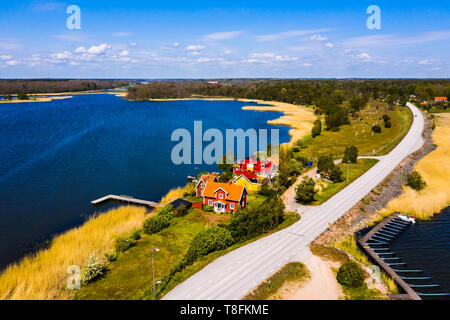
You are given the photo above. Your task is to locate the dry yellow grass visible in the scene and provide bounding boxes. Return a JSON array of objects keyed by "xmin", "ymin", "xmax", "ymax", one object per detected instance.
[
  {"xmin": 0, "ymin": 96, "xmax": 72, "ymax": 103},
  {"xmin": 240, "ymin": 99, "xmax": 316, "ymax": 146},
  {"xmin": 160, "ymin": 183, "xmax": 195, "ymax": 203},
  {"xmin": 0, "ymin": 206, "xmax": 147, "ymax": 300},
  {"xmin": 379, "ymin": 113, "xmax": 450, "ymax": 220}
]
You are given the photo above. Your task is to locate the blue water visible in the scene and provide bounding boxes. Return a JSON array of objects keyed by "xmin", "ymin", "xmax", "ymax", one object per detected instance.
[{"xmin": 0, "ymin": 94, "xmax": 290, "ymax": 269}]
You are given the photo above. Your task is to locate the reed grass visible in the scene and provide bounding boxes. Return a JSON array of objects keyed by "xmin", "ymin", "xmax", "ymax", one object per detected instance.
[
  {"xmin": 0, "ymin": 206, "xmax": 147, "ymax": 300},
  {"xmin": 160, "ymin": 183, "xmax": 195, "ymax": 204},
  {"xmin": 378, "ymin": 113, "xmax": 450, "ymax": 220},
  {"xmin": 335, "ymin": 235, "xmax": 370, "ymax": 266}
]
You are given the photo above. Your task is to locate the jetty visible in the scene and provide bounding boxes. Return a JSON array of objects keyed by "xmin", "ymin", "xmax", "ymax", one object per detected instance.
[
  {"xmin": 91, "ymin": 194, "xmax": 163, "ymax": 208},
  {"xmin": 359, "ymin": 213, "xmax": 449, "ymax": 300}
]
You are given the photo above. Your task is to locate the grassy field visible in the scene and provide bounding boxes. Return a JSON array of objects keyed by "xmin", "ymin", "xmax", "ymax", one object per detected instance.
[
  {"xmin": 243, "ymin": 262, "xmax": 310, "ymax": 300},
  {"xmin": 0, "ymin": 206, "xmax": 148, "ymax": 300},
  {"xmin": 75, "ymin": 209, "xmax": 229, "ymax": 300},
  {"xmin": 378, "ymin": 112, "xmax": 450, "ymax": 220},
  {"xmin": 296, "ymin": 103, "xmax": 412, "ymax": 160},
  {"xmin": 314, "ymin": 159, "xmax": 378, "ymax": 204},
  {"xmin": 76, "ymin": 201, "xmax": 300, "ymax": 300}
]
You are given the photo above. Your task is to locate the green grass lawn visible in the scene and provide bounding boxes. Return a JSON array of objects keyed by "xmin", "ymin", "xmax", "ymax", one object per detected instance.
[
  {"xmin": 75, "ymin": 209, "xmax": 229, "ymax": 300},
  {"xmin": 313, "ymin": 159, "xmax": 378, "ymax": 205},
  {"xmin": 296, "ymin": 103, "xmax": 412, "ymax": 160},
  {"xmin": 75, "ymin": 201, "xmax": 300, "ymax": 300}
]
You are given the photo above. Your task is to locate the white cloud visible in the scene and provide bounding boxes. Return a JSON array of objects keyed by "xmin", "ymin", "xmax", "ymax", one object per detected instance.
[
  {"xmin": 301, "ymin": 63, "xmax": 312, "ymax": 67},
  {"xmin": 255, "ymin": 28, "xmax": 332, "ymax": 41},
  {"xmin": 112, "ymin": 32, "xmax": 132, "ymax": 37},
  {"xmin": 87, "ymin": 43, "xmax": 111, "ymax": 55},
  {"xmin": 51, "ymin": 51, "xmax": 72, "ymax": 60},
  {"xmin": 203, "ymin": 31, "xmax": 244, "ymax": 41},
  {"xmin": 418, "ymin": 59, "xmax": 432, "ymax": 65},
  {"xmin": 6, "ymin": 60, "xmax": 19, "ymax": 66},
  {"xmin": 197, "ymin": 58, "xmax": 212, "ymax": 63},
  {"xmin": 0, "ymin": 54, "xmax": 12, "ymax": 60},
  {"xmin": 173, "ymin": 42, "xmax": 180, "ymax": 48},
  {"xmin": 310, "ymin": 34, "xmax": 328, "ymax": 41},
  {"xmin": 325, "ymin": 42, "xmax": 334, "ymax": 48},
  {"xmin": 129, "ymin": 42, "xmax": 137, "ymax": 47},
  {"xmin": 250, "ymin": 53, "xmax": 275, "ymax": 59},
  {"xmin": 75, "ymin": 46, "xmax": 86, "ymax": 53},
  {"xmin": 186, "ymin": 45, "xmax": 205, "ymax": 50},
  {"xmin": 120, "ymin": 50, "xmax": 130, "ymax": 56},
  {"xmin": 357, "ymin": 53, "xmax": 372, "ymax": 61}
]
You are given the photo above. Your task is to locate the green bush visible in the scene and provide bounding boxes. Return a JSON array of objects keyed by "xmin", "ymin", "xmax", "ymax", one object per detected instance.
[
  {"xmin": 330, "ymin": 166, "xmax": 344, "ymax": 183},
  {"xmin": 311, "ymin": 119, "xmax": 322, "ymax": 138},
  {"xmin": 202, "ymin": 204, "xmax": 214, "ymax": 212},
  {"xmin": 343, "ymin": 145, "xmax": 358, "ymax": 164},
  {"xmin": 227, "ymin": 197, "xmax": 285, "ymax": 242},
  {"xmin": 336, "ymin": 262, "xmax": 365, "ymax": 288},
  {"xmin": 81, "ymin": 254, "xmax": 107, "ymax": 284},
  {"xmin": 318, "ymin": 155, "xmax": 335, "ymax": 174},
  {"xmin": 371, "ymin": 125, "xmax": 382, "ymax": 133},
  {"xmin": 130, "ymin": 229, "xmax": 142, "ymax": 241},
  {"xmin": 184, "ymin": 226, "xmax": 234, "ymax": 265},
  {"xmin": 114, "ymin": 236, "xmax": 137, "ymax": 252},
  {"xmin": 143, "ymin": 215, "xmax": 171, "ymax": 234},
  {"xmin": 157, "ymin": 204, "xmax": 174, "ymax": 217},
  {"xmin": 384, "ymin": 120, "xmax": 392, "ymax": 128},
  {"xmin": 295, "ymin": 177, "xmax": 316, "ymax": 204},
  {"xmin": 406, "ymin": 171, "xmax": 427, "ymax": 191},
  {"xmin": 105, "ymin": 252, "xmax": 118, "ymax": 262}
]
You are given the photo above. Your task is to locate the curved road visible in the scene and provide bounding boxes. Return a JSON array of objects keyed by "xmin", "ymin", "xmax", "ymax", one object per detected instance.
[{"xmin": 163, "ymin": 102, "xmax": 424, "ymax": 300}]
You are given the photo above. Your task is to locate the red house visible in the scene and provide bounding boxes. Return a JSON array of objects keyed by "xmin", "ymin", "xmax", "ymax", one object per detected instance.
[
  {"xmin": 195, "ymin": 173, "xmax": 219, "ymax": 197},
  {"xmin": 233, "ymin": 158, "xmax": 276, "ymax": 181},
  {"xmin": 200, "ymin": 180, "xmax": 247, "ymax": 213}
]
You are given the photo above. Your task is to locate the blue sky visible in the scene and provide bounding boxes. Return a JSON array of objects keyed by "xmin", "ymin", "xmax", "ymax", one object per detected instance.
[{"xmin": 0, "ymin": 0, "xmax": 449, "ymax": 78}]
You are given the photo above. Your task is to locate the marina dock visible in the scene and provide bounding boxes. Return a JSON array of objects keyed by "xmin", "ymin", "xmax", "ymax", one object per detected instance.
[
  {"xmin": 359, "ymin": 213, "xmax": 449, "ymax": 300},
  {"xmin": 91, "ymin": 194, "xmax": 163, "ymax": 208}
]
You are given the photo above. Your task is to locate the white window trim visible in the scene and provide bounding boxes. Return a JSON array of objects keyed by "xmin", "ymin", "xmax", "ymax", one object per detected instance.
[
  {"xmin": 219, "ymin": 193, "xmax": 224, "ymax": 199},
  {"xmin": 208, "ymin": 200, "xmax": 212, "ymax": 205},
  {"xmin": 230, "ymin": 203, "xmax": 235, "ymax": 209}
]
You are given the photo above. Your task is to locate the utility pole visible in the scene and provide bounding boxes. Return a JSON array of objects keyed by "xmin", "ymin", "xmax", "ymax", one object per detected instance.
[{"xmin": 152, "ymin": 247, "xmax": 159, "ymax": 299}]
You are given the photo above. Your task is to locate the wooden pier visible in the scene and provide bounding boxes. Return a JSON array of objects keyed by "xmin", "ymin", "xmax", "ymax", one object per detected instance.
[
  {"xmin": 91, "ymin": 194, "xmax": 163, "ymax": 208},
  {"xmin": 358, "ymin": 214, "xmax": 422, "ymax": 300}
]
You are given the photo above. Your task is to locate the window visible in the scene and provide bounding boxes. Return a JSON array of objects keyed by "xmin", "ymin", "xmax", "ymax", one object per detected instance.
[
  {"xmin": 201, "ymin": 183, "xmax": 204, "ymax": 188},
  {"xmin": 208, "ymin": 200, "xmax": 212, "ymax": 205},
  {"xmin": 230, "ymin": 203, "xmax": 235, "ymax": 209},
  {"xmin": 219, "ymin": 193, "xmax": 223, "ymax": 199}
]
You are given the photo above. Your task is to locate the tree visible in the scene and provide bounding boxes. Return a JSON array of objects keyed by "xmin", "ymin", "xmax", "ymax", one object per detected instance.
[
  {"xmin": 17, "ymin": 91, "xmax": 28, "ymax": 100},
  {"xmin": 277, "ymin": 146, "xmax": 292, "ymax": 187},
  {"xmin": 350, "ymin": 96, "xmax": 367, "ymax": 112},
  {"xmin": 311, "ymin": 119, "xmax": 322, "ymax": 138},
  {"xmin": 343, "ymin": 145, "xmax": 358, "ymax": 164},
  {"xmin": 295, "ymin": 177, "xmax": 316, "ymax": 204},
  {"xmin": 406, "ymin": 171, "xmax": 427, "ymax": 191},
  {"xmin": 371, "ymin": 125, "xmax": 382, "ymax": 133},
  {"xmin": 329, "ymin": 166, "xmax": 343, "ymax": 183},
  {"xmin": 318, "ymin": 155, "xmax": 335, "ymax": 174}
]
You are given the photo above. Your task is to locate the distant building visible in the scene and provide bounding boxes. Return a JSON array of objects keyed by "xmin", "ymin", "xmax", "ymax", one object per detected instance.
[
  {"xmin": 233, "ymin": 158, "xmax": 277, "ymax": 181},
  {"xmin": 434, "ymin": 97, "xmax": 448, "ymax": 102},
  {"xmin": 234, "ymin": 173, "xmax": 261, "ymax": 193}
]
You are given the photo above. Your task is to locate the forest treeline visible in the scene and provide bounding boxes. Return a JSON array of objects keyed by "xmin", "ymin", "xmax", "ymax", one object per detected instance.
[
  {"xmin": 0, "ymin": 80, "xmax": 129, "ymax": 94},
  {"xmin": 127, "ymin": 79, "xmax": 450, "ymax": 105}
]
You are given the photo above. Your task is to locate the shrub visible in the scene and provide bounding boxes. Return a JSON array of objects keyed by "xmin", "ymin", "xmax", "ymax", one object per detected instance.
[
  {"xmin": 318, "ymin": 155, "xmax": 335, "ymax": 174},
  {"xmin": 258, "ymin": 182, "xmax": 277, "ymax": 198},
  {"xmin": 81, "ymin": 254, "xmax": 107, "ymax": 284},
  {"xmin": 336, "ymin": 262, "xmax": 365, "ymax": 288},
  {"xmin": 114, "ymin": 236, "xmax": 137, "ymax": 252},
  {"xmin": 105, "ymin": 252, "xmax": 118, "ymax": 262},
  {"xmin": 311, "ymin": 119, "xmax": 322, "ymax": 138},
  {"xmin": 227, "ymin": 197, "xmax": 285, "ymax": 242},
  {"xmin": 343, "ymin": 145, "xmax": 358, "ymax": 164},
  {"xmin": 295, "ymin": 177, "xmax": 316, "ymax": 204},
  {"xmin": 17, "ymin": 91, "xmax": 29, "ymax": 100},
  {"xmin": 382, "ymin": 114, "xmax": 391, "ymax": 122},
  {"xmin": 406, "ymin": 171, "xmax": 427, "ymax": 191},
  {"xmin": 130, "ymin": 229, "xmax": 142, "ymax": 241},
  {"xmin": 157, "ymin": 204, "xmax": 174, "ymax": 217},
  {"xmin": 184, "ymin": 227, "xmax": 234, "ymax": 265},
  {"xmin": 143, "ymin": 215, "xmax": 171, "ymax": 234},
  {"xmin": 202, "ymin": 204, "xmax": 214, "ymax": 212},
  {"xmin": 371, "ymin": 125, "xmax": 382, "ymax": 133},
  {"xmin": 330, "ymin": 166, "xmax": 344, "ymax": 183}
]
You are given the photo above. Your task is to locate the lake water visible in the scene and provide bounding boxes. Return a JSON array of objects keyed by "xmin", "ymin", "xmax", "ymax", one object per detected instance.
[{"xmin": 0, "ymin": 94, "xmax": 290, "ymax": 270}]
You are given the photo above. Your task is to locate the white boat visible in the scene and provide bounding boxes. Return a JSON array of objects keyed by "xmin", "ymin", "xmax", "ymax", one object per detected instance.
[{"xmin": 398, "ymin": 214, "xmax": 416, "ymax": 224}]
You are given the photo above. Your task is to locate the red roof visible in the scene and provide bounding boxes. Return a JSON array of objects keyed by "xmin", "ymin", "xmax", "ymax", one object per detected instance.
[
  {"xmin": 234, "ymin": 170, "xmax": 258, "ymax": 180},
  {"xmin": 234, "ymin": 158, "xmax": 273, "ymax": 175}
]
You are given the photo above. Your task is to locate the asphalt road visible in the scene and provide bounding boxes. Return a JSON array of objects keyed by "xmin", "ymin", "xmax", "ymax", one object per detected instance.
[{"xmin": 163, "ymin": 102, "xmax": 424, "ymax": 300}]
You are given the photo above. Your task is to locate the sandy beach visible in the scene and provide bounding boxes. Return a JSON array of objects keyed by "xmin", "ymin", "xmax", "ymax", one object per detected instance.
[{"xmin": 0, "ymin": 96, "xmax": 73, "ymax": 103}]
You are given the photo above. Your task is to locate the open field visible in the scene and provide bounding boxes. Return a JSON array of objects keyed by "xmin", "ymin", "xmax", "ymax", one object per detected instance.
[
  {"xmin": 241, "ymin": 99, "xmax": 316, "ymax": 146},
  {"xmin": 378, "ymin": 112, "xmax": 450, "ymax": 220},
  {"xmin": 297, "ymin": 103, "xmax": 412, "ymax": 160},
  {"xmin": 0, "ymin": 206, "xmax": 148, "ymax": 300}
]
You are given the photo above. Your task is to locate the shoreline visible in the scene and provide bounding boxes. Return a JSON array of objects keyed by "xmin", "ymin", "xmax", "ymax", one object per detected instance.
[{"xmin": 0, "ymin": 96, "xmax": 73, "ymax": 103}]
